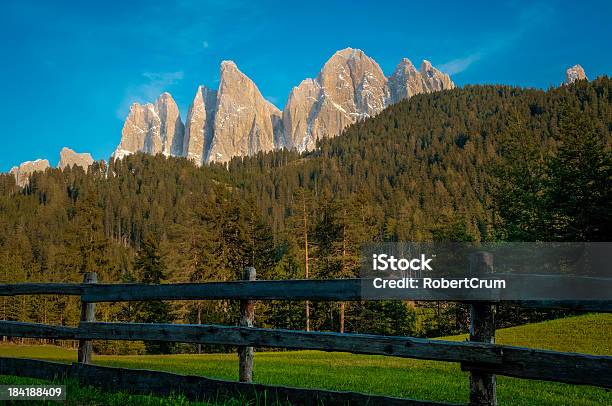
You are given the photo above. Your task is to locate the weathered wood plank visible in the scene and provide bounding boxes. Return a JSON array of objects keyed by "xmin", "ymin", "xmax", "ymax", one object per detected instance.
[
  {"xmin": 0, "ymin": 357, "xmax": 71, "ymax": 380},
  {"xmin": 0, "ymin": 283, "xmax": 84, "ymax": 296},
  {"xmin": 462, "ymin": 346, "xmax": 612, "ymax": 389},
  {"xmin": 81, "ymin": 279, "xmax": 612, "ymax": 306},
  {"xmin": 0, "ymin": 357, "xmax": 457, "ymax": 406},
  {"xmin": 0, "ymin": 321, "xmax": 79, "ymax": 339},
  {"xmin": 79, "ymin": 322, "xmax": 612, "ymax": 389},
  {"xmin": 0, "ymin": 280, "xmax": 610, "ymax": 312},
  {"xmin": 79, "ymin": 322, "xmax": 503, "ymax": 364},
  {"xmin": 82, "ymin": 279, "xmax": 364, "ymax": 302}
]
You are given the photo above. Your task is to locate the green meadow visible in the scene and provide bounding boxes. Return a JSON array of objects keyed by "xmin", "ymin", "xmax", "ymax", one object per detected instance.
[{"xmin": 0, "ymin": 313, "xmax": 610, "ymax": 405}]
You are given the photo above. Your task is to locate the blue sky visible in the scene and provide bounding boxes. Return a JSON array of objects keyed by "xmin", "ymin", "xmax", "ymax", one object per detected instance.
[{"xmin": 0, "ymin": 0, "xmax": 610, "ymax": 171}]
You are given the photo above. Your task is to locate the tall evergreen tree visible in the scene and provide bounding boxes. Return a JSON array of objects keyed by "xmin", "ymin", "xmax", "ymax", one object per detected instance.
[
  {"xmin": 544, "ymin": 107, "xmax": 612, "ymax": 241},
  {"xmin": 134, "ymin": 235, "xmax": 174, "ymax": 353}
]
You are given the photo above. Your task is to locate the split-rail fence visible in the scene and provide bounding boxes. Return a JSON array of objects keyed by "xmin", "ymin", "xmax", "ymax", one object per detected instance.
[{"xmin": 0, "ymin": 253, "xmax": 610, "ymax": 405}]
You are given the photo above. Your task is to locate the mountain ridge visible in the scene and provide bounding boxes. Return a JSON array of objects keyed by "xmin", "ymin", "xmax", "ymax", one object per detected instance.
[
  {"xmin": 6, "ymin": 57, "xmax": 592, "ymax": 184},
  {"xmin": 115, "ymin": 47, "xmax": 455, "ymax": 165}
]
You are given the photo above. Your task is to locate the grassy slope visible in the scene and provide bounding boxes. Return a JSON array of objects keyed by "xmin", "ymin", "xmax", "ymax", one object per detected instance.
[{"xmin": 0, "ymin": 314, "xmax": 610, "ymax": 405}]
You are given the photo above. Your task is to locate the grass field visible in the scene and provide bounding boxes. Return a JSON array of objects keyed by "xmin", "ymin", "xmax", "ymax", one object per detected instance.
[{"xmin": 0, "ymin": 313, "xmax": 610, "ymax": 405}]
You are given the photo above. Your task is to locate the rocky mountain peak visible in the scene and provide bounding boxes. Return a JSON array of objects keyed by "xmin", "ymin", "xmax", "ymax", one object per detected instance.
[
  {"xmin": 114, "ymin": 48, "xmax": 455, "ymax": 161},
  {"xmin": 183, "ymin": 85, "xmax": 217, "ymax": 165},
  {"xmin": 10, "ymin": 159, "xmax": 50, "ymax": 187},
  {"xmin": 283, "ymin": 48, "xmax": 390, "ymax": 151},
  {"xmin": 220, "ymin": 60, "xmax": 238, "ymax": 71},
  {"xmin": 397, "ymin": 58, "xmax": 416, "ymax": 70},
  {"xmin": 154, "ymin": 92, "xmax": 185, "ymax": 157},
  {"xmin": 58, "ymin": 147, "xmax": 94, "ymax": 170},
  {"xmin": 114, "ymin": 102, "xmax": 160, "ymax": 159},
  {"xmin": 565, "ymin": 64, "xmax": 587, "ymax": 84},
  {"xmin": 206, "ymin": 61, "xmax": 280, "ymax": 163},
  {"xmin": 317, "ymin": 48, "xmax": 387, "ymax": 100},
  {"xmin": 114, "ymin": 92, "xmax": 185, "ymax": 160},
  {"xmin": 419, "ymin": 59, "xmax": 454, "ymax": 92},
  {"xmin": 388, "ymin": 58, "xmax": 422, "ymax": 103}
]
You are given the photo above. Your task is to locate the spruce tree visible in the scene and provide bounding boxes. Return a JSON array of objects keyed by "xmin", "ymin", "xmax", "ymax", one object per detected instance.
[
  {"xmin": 134, "ymin": 235, "xmax": 174, "ymax": 353},
  {"xmin": 544, "ymin": 108, "xmax": 612, "ymax": 241}
]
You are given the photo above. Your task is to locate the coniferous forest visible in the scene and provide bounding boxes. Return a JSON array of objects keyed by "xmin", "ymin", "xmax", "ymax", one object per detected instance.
[{"xmin": 0, "ymin": 78, "xmax": 610, "ymax": 354}]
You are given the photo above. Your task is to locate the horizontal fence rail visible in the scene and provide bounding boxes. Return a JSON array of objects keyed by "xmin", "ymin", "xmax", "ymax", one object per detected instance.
[
  {"xmin": 0, "ymin": 283, "xmax": 84, "ymax": 296},
  {"xmin": 0, "ymin": 320, "xmax": 610, "ymax": 388},
  {"xmin": 82, "ymin": 322, "xmax": 506, "ymax": 364},
  {"xmin": 0, "ymin": 280, "xmax": 610, "ymax": 312},
  {"xmin": 0, "ymin": 357, "xmax": 452, "ymax": 406},
  {"xmin": 0, "ymin": 321, "xmax": 78, "ymax": 340}
]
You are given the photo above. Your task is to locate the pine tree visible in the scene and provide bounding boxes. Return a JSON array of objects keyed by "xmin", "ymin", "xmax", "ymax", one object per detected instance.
[
  {"xmin": 134, "ymin": 235, "xmax": 174, "ymax": 353},
  {"xmin": 493, "ymin": 113, "xmax": 548, "ymax": 241},
  {"xmin": 544, "ymin": 107, "xmax": 612, "ymax": 241}
]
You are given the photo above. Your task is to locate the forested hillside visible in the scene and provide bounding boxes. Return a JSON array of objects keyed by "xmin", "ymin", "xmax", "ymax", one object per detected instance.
[{"xmin": 0, "ymin": 78, "xmax": 609, "ymax": 352}]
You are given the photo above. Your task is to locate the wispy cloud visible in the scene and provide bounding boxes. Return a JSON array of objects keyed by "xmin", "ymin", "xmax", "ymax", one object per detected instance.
[
  {"xmin": 439, "ymin": 53, "xmax": 483, "ymax": 75},
  {"xmin": 439, "ymin": 2, "xmax": 556, "ymax": 76},
  {"xmin": 116, "ymin": 71, "xmax": 184, "ymax": 119},
  {"xmin": 141, "ymin": 71, "xmax": 184, "ymax": 98}
]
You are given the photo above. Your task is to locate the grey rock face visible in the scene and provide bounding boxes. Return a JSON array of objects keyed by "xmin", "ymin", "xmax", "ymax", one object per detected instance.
[
  {"xmin": 58, "ymin": 147, "xmax": 94, "ymax": 170},
  {"xmin": 10, "ymin": 159, "xmax": 50, "ymax": 187},
  {"xmin": 565, "ymin": 64, "xmax": 587, "ymax": 84},
  {"xmin": 206, "ymin": 61, "xmax": 281, "ymax": 163},
  {"xmin": 114, "ymin": 93, "xmax": 184, "ymax": 159},
  {"xmin": 282, "ymin": 78, "xmax": 322, "ymax": 151},
  {"xmin": 114, "ymin": 102, "xmax": 160, "ymax": 159},
  {"xmin": 388, "ymin": 58, "xmax": 423, "ymax": 102},
  {"xmin": 283, "ymin": 49, "xmax": 454, "ymax": 152},
  {"xmin": 156, "ymin": 93, "xmax": 185, "ymax": 156},
  {"xmin": 419, "ymin": 60, "xmax": 455, "ymax": 93},
  {"xmin": 283, "ymin": 48, "xmax": 389, "ymax": 151},
  {"xmin": 388, "ymin": 58, "xmax": 455, "ymax": 103},
  {"xmin": 183, "ymin": 86, "xmax": 217, "ymax": 165},
  {"xmin": 113, "ymin": 48, "xmax": 455, "ymax": 162}
]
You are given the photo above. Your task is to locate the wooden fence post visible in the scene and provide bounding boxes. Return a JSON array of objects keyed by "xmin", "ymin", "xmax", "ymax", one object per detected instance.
[
  {"xmin": 238, "ymin": 267, "xmax": 256, "ymax": 383},
  {"xmin": 78, "ymin": 272, "xmax": 97, "ymax": 364},
  {"xmin": 469, "ymin": 252, "xmax": 497, "ymax": 406}
]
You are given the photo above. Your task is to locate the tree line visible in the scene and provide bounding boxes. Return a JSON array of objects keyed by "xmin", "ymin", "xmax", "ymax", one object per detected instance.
[{"xmin": 0, "ymin": 77, "xmax": 609, "ymax": 353}]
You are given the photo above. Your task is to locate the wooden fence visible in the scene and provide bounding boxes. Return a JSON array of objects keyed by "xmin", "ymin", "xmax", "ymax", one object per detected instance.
[{"xmin": 0, "ymin": 254, "xmax": 610, "ymax": 405}]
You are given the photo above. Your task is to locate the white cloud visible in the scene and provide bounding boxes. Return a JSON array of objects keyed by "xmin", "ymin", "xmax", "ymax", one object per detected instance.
[
  {"xmin": 116, "ymin": 71, "xmax": 184, "ymax": 119},
  {"xmin": 439, "ymin": 53, "xmax": 482, "ymax": 75}
]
